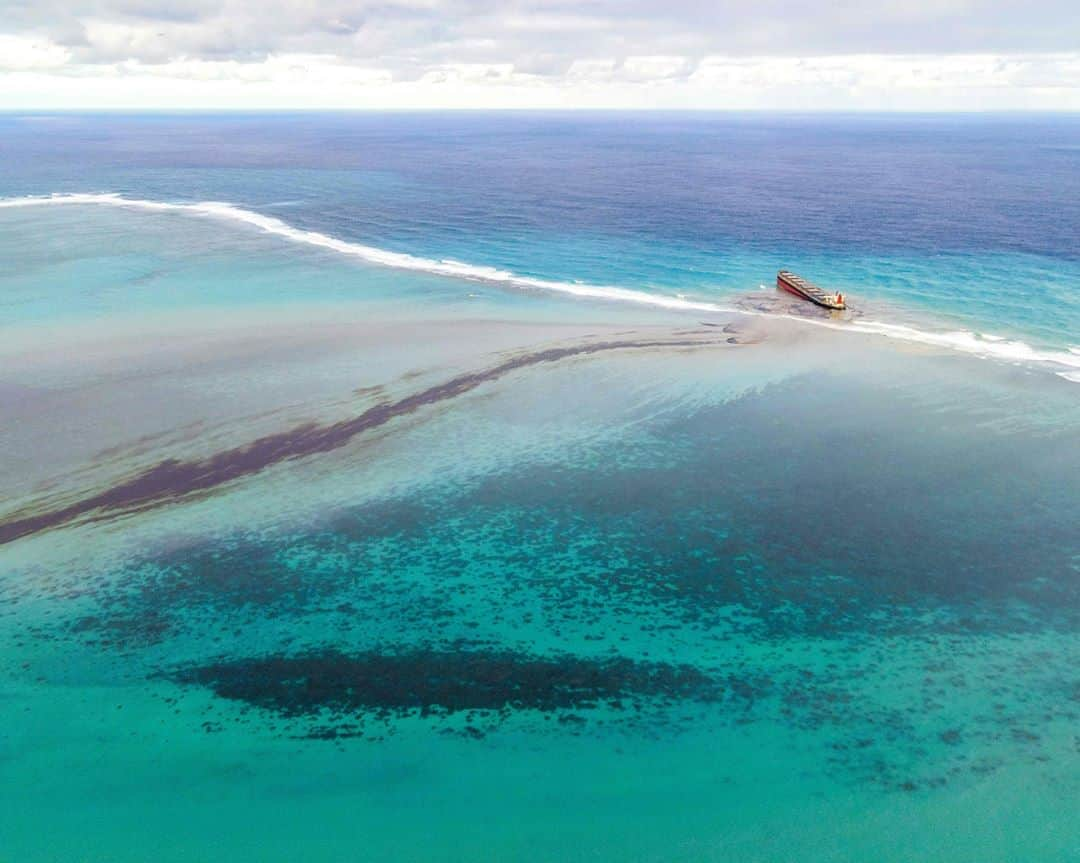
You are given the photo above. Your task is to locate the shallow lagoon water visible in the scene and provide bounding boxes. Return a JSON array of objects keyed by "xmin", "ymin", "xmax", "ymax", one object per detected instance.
[
  {"xmin": 1, "ymin": 115, "xmax": 1079, "ymax": 862},
  {"xmin": 4, "ymin": 307, "xmax": 1078, "ymax": 860}
]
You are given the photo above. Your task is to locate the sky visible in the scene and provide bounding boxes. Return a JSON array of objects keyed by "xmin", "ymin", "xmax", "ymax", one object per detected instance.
[{"xmin": 1, "ymin": 0, "xmax": 1079, "ymax": 110}]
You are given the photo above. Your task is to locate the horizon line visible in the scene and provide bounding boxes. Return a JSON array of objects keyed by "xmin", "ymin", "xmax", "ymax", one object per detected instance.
[{"xmin": 3, "ymin": 107, "xmax": 1080, "ymax": 114}]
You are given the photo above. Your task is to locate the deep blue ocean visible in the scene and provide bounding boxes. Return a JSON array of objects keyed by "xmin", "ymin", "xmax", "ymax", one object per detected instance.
[{"xmin": 1, "ymin": 113, "xmax": 1078, "ymax": 862}]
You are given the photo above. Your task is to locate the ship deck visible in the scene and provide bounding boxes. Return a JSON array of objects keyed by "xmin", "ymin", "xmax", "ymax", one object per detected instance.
[{"xmin": 777, "ymin": 271, "xmax": 845, "ymax": 309}]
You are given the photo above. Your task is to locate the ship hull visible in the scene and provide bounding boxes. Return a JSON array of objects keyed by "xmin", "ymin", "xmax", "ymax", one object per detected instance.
[
  {"xmin": 776, "ymin": 272, "xmax": 845, "ymax": 310},
  {"xmin": 777, "ymin": 277, "xmax": 808, "ymax": 300}
]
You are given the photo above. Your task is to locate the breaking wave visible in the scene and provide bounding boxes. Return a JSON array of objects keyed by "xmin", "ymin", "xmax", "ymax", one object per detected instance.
[
  {"xmin": 0, "ymin": 192, "xmax": 723, "ymax": 313},
  {"xmin": 3, "ymin": 192, "xmax": 1079, "ymax": 382}
]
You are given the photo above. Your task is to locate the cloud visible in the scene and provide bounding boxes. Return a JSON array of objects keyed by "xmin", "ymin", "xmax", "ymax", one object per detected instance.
[
  {"xmin": 3, "ymin": 50, "xmax": 1079, "ymax": 110},
  {"xmin": 6, "ymin": 0, "xmax": 1080, "ymax": 67},
  {"xmin": 619, "ymin": 56, "xmax": 696, "ymax": 83},
  {"xmin": 1, "ymin": 0, "xmax": 1079, "ymax": 107},
  {"xmin": 0, "ymin": 34, "xmax": 71, "ymax": 69}
]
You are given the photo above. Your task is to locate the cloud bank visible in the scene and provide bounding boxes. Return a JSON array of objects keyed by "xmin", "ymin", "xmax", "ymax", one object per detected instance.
[{"xmin": 2, "ymin": 0, "xmax": 1079, "ymax": 108}]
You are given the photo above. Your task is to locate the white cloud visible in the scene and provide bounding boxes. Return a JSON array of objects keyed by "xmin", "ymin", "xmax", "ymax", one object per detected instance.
[
  {"xmin": 419, "ymin": 62, "xmax": 516, "ymax": 85},
  {"xmin": 619, "ymin": 56, "xmax": 695, "ymax": 83},
  {"xmin": 3, "ymin": 50, "xmax": 1079, "ymax": 110},
  {"xmin": 566, "ymin": 59, "xmax": 618, "ymax": 82},
  {"xmin": 0, "ymin": 34, "xmax": 71, "ymax": 69},
  {"xmin": 1, "ymin": 0, "xmax": 1079, "ymax": 108}
]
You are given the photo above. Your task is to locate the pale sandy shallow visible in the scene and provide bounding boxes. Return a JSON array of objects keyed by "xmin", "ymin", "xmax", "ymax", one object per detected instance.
[
  {"xmin": 1, "ymin": 295, "xmax": 755, "ymax": 513},
  {"xmin": 0, "ymin": 307, "xmax": 691, "ymax": 494}
]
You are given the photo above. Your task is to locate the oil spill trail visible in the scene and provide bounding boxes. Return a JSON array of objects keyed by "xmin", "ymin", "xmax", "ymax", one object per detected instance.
[{"xmin": 0, "ymin": 333, "xmax": 724, "ymax": 546}]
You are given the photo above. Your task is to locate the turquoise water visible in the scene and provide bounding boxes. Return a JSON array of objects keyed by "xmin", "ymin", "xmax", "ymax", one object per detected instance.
[{"xmin": 1, "ymin": 114, "xmax": 1079, "ymax": 861}]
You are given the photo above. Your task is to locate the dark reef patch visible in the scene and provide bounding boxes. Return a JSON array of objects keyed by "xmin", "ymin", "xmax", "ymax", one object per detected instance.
[
  {"xmin": 43, "ymin": 370, "xmax": 1079, "ymax": 666},
  {"xmin": 164, "ymin": 645, "xmax": 743, "ymax": 739}
]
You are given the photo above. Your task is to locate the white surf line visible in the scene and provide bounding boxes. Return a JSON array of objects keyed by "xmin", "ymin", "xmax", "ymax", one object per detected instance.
[
  {"xmin": 0, "ymin": 192, "xmax": 729, "ymax": 315},
  {"xmin": 831, "ymin": 318, "xmax": 1080, "ymax": 373},
  {"xmin": 4, "ymin": 192, "xmax": 1079, "ymax": 381}
]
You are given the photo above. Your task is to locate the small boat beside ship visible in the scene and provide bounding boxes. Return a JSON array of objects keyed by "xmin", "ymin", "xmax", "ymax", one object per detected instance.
[{"xmin": 777, "ymin": 270, "xmax": 846, "ymax": 310}]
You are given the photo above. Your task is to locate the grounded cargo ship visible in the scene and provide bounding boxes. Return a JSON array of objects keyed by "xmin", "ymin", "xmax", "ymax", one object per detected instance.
[{"xmin": 777, "ymin": 270, "xmax": 846, "ymax": 310}]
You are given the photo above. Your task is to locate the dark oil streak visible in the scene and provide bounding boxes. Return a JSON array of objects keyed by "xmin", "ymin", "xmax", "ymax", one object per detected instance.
[{"xmin": 0, "ymin": 336, "xmax": 721, "ymax": 545}]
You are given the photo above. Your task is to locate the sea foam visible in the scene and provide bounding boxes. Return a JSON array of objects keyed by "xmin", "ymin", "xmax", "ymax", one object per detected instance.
[{"xmin": 3, "ymin": 193, "xmax": 1078, "ymax": 382}]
